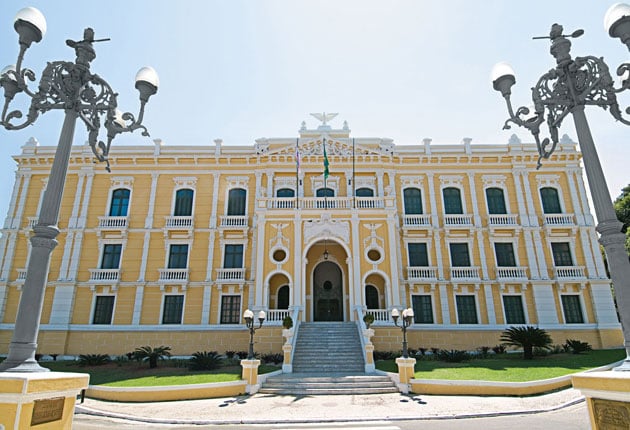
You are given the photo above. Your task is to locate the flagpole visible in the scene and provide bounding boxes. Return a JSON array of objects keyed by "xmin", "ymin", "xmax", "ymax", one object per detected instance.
[
  {"xmin": 323, "ymin": 136, "xmax": 327, "ymax": 210},
  {"xmin": 352, "ymin": 137, "xmax": 356, "ymax": 209},
  {"xmin": 295, "ymin": 137, "xmax": 299, "ymax": 210}
]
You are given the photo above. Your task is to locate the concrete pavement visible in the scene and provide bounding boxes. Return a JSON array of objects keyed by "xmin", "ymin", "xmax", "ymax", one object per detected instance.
[{"xmin": 74, "ymin": 386, "xmax": 587, "ymax": 427}]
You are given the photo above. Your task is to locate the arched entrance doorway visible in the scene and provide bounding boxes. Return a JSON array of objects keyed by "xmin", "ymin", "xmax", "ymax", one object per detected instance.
[{"xmin": 313, "ymin": 261, "xmax": 343, "ymax": 321}]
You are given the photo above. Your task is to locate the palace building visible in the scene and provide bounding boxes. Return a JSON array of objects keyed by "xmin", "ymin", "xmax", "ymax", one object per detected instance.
[{"xmin": 0, "ymin": 116, "xmax": 622, "ymax": 358}]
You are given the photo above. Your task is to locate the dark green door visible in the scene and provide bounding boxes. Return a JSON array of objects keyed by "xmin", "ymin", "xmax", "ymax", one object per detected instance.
[{"xmin": 313, "ymin": 261, "xmax": 343, "ymax": 321}]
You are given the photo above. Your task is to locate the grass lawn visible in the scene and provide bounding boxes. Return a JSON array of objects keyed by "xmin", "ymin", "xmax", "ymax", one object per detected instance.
[
  {"xmin": 43, "ymin": 361, "xmax": 280, "ymax": 387},
  {"xmin": 375, "ymin": 349, "xmax": 625, "ymax": 382}
]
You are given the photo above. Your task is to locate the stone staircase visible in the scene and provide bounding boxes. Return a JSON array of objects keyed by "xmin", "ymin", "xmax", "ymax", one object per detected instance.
[{"xmin": 259, "ymin": 322, "xmax": 398, "ymax": 395}]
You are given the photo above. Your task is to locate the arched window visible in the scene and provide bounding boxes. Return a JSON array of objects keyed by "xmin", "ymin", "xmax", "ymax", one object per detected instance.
[
  {"xmin": 109, "ymin": 188, "xmax": 130, "ymax": 216},
  {"xmin": 540, "ymin": 187, "xmax": 562, "ymax": 214},
  {"xmin": 276, "ymin": 188, "xmax": 295, "ymax": 198},
  {"xmin": 355, "ymin": 187, "xmax": 374, "ymax": 197},
  {"xmin": 316, "ymin": 188, "xmax": 334, "ymax": 198},
  {"xmin": 403, "ymin": 188, "xmax": 423, "ymax": 214},
  {"xmin": 365, "ymin": 285, "xmax": 380, "ymax": 309},
  {"xmin": 174, "ymin": 189, "xmax": 194, "ymax": 216},
  {"xmin": 277, "ymin": 285, "xmax": 289, "ymax": 310},
  {"xmin": 486, "ymin": 187, "xmax": 507, "ymax": 214},
  {"xmin": 227, "ymin": 188, "xmax": 247, "ymax": 215},
  {"xmin": 443, "ymin": 187, "xmax": 463, "ymax": 214}
]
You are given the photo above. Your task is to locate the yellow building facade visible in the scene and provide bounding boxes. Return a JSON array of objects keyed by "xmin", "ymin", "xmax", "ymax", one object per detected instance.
[{"xmin": 0, "ymin": 119, "xmax": 623, "ymax": 357}]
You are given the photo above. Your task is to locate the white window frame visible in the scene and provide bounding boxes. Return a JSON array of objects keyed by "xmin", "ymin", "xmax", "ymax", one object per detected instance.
[
  {"xmin": 454, "ymin": 290, "xmax": 481, "ymax": 325},
  {"xmin": 89, "ymin": 291, "xmax": 117, "ymax": 325},
  {"xmin": 218, "ymin": 291, "xmax": 243, "ymax": 325},
  {"xmin": 160, "ymin": 291, "xmax": 186, "ymax": 325},
  {"xmin": 500, "ymin": 292, "xmax": 528, "ymax": 325}
]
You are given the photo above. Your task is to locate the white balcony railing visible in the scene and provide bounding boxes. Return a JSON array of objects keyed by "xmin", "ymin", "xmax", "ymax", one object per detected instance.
[
  {"xmin": 27, "ymin": 217, "xmax": 39, "ymax": 228},
  {"xmin": 264, "ymin": 196, "xmax": 386, "ymax": 210},
  {"xmin": 269, "ymin": 198, "xmax": 296, "ymax": 209},
  {"xmin": 406, "ymin": 266, "xmax": 438, "ymax": 281},
  {"xmin": 98, "ymin": 216, "xmax": 128, "ymax": 229},
  {"xmin": 402, "ymin": 214, "xmax": 432, "ymax": 228},
  {"xmin": 219, "ymin": 215, "xmax": 248, "ymax": 228},
  {"xmin": 215, "ymin": 268, "xmax": 246, "ymax": 281},
  {"xmin": 266, "ymin": 309, "xmax": 291, "ymax": 324},
  {"xmin": 158, "ymin": 268, "xmax": 189, "ymax": 282},
  {"xmin": 364, "ymin": 309, "xmax": 391, "ymax": 325},
  {"xmin": 444, "ymin": 214, "xmax": 474, "ymax": 227},
  {"xmin": 165, "ymin": 216, "xmax": 194, "ymax": 229},
  {"xmin": 544, "ymin": 213, "xmax": 575, "ymax": 226},
  {"xmin": 488, "ymin": 214, "xmax": 519, "ymax": 226},
  {"xmin": 450, "ymin": 267, "xmax": 481, "ymax": 280},
  {"xmin": 89, "ymin": 268, "xmax": 121, "ymax": 282},
  {"xmin": 496, "ymin": 266, "xmax": 528, "ymax": 280},
  {"xmin": 354, "ymin": 197, "xmax": 385, "ymax": 209},
  {"xmin": 554, "ymin": 266, "xmax": 586, "ymax": 279}
]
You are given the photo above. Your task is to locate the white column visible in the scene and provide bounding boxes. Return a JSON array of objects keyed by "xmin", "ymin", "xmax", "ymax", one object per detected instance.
[
  {"xmin": 0, "ymin": 285, "xmax": 7, "ymax": 322},
  {"xmin": 532, "ymin": 284, "xmax": 559, "ymax": 325},
  {"xmin": 145, "ymin": 173, "xmax": 159, "ymax": 229},
  {"xmin": 532, "ymin": 230, "xmax": 549, "ymax": 279},
  {"xmin": 77, "ymin": 172, "xmax": 94, "ymax": 229},
  {"xmin": 574, "ymin": 170, "xmax": 595, "ymax": 226},
  {"xmin": 68, "ymin": 172, "xmax": 86, "ymax": 229},
  {"xmin": 512, "ymin": 169, "xmax": 529, "ymax": 227},
  {"xmin": 427, "ymin": 173, "xmax": 439, "ymax": 229},
  {"xmin": 57, "ymin": 231, "xmax": 74, "ymax": 281},
  {"xmin": 579, "ymin": 227, "xmax": 597, "ymax": 279},
  {"xmin": 467, "ymin": 173, "xmax": 481, "ymax": 226},
  {"xmin": 131, "ymin": 285, "xmax": 144, "ymax": 325},
  {"xmin": 387, "ymin": 212, "xmax": 402, "ymax": 307},
  {"xmin": 0, "ymin": 232, "xmax": 17, "ymax": 281},
  {"xmin": 589, "ymin": 229, "xmax": 608, "ymax": 278},
  {"xmin": 590, "ymin": 282, "xmax": 623, "ymax": 326},
  {"xmin": 293, "ymin": 214, "xmax": 302, "ymax": 311},
  {"xmin": 566, "ymin": 168, "xmax": 585, "ymax": 225},
  {"xmin": 483, "ymin": 283, "xmax": 496, "ymax": 324},
  {"xmin": 434, "ymin": 231, "xmax": 445, "ymax": 280},
  {"xmin": 351, "ymin": 214, "xmax": 361, "ymax": 310},
  {"xmin": 254, "ymin": 214, "xmax": 265, "ymax": 308},
  {"xmin": 12, "ymin": 173, "xmax": 32, "ymax": 230},
  {"xmin": 137, "ymin": 231, "xmax": 151, "ymax": 282},
  {"xmin": 201, "ymin": 284, "xmax": 212, "ymax": 324},
  {"xmin": 523, "ymin": 230, "xmax": 541, "ymax": 279},
  {"xmin": 476, "ymin": 230, "xmax": 489, "ymax": 280},
  {"xmin": 265, "ymin": 170, "xmax": 273, "ymax": 199},
  {"xmin": 376, "ymin": 169, "xmax": 384, "ymax": 197},
  {"xmin": 439, "ymin": 284, "xmax": 451, "ymax": 324},
  {"xmin": 3, "ymin": 171, "xmax": 23, "ymax": 229},
  {"xmin": 518, "ymin": 169, "xmax": 539, "ymax": 226},
  {"xmin": 48, "ymin": 285, "xmax": 76, "ymax": 327},
  {"xmin": 209, "ymin": 173, "xmax": 221, "ymax": 228}
]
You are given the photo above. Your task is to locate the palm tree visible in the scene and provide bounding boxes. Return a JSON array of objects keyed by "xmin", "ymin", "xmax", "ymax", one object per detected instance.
[
  {"xmin": 133, "ymin": 345, "xmax": 171, "ymax": 369},
  {"xmin": 500, "ymin": 326, "xmax": 552, "ymax": 360}
]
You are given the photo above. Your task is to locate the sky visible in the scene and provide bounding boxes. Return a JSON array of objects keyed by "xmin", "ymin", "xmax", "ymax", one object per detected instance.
[{"xmin": 0, "ymin": 0, "xmax": 629, "ymax": 225}]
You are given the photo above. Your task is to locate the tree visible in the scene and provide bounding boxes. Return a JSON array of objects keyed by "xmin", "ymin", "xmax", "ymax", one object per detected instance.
[
  {"xmin": 500, "ymin": 326, "xmax": 552, "ymax": 360},
  {"xmin": 133, "ymin": 345, "xmax": 171, "ymax": 369},
  {"xmin": 614, "ymin": 184, "xmax": 630, "ymax": 256}
]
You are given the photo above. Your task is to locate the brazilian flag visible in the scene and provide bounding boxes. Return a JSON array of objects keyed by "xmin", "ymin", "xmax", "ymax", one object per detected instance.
[{"xmin": 323, "ymin": 138, "xmax": 329, "ymax": 178}]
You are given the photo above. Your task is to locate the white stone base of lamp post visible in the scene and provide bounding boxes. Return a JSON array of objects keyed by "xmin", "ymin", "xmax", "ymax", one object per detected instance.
[
  {"xmin": 572, "ymin": 371, "xmax": 630, "ymax": 429},
  {"xmin": 240, "ymin": 359, "xmax": 261, "ymax": 394}
]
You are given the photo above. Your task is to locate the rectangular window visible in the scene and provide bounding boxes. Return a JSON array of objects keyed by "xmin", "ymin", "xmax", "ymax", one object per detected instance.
[
  {"xmin": 408, "ymin": 243, "xmax": 429, "ymax": 267},
  {"xmin": 449, "ymin": 243, "xmax": 471, "ymax": 267},
  {"xmin": 162, "ymin": 295, "xmax": 184, "ymax": 324},
  {"xmin": 502, "ymin": 295, "xmax": 526, "ymax": 324},
  {"xmin": 92, "ymin": 296, "xmax": 115, "ymax": 324},
  {"xmin": 220, "ymin": 295, "xmax": 241, "ymax": 324},
  {"xmin": 224, "ymin": 244, "xmax": 244, "ymax": 268},
  {"xmin": 551, "ymin": 242, "xmax": 573, "ymax": 266},
  {"xmin": 494, "ymin": 243, "xmax": 516, "ymax": 267},
  {"xmin": 456, "ymin": 295, "xmax": 478, "ymax": 324},
  {"xmin": 561, "ymin": 295, "xmax": 584, "ymax": 323},
  {"xmin": 411, "ymin": 295, "xmax": 434, "ymax": 324},
  {"xmin": 101, "ymin": 244, "xmax": 122, "ymax": 269},
  {"xmin": 168, "ymin": 244, "xmax": 189, "ymax": 269}
]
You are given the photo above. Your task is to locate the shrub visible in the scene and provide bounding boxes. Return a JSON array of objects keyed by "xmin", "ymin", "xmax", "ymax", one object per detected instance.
[
  {"xmin": 261, "ymin": 353, "xmax": 283, "ymax": 364},
  {"xmin": 436, "ymin": 349, "xmax": 471, "ymax": 363},
  {"xmin": 492, "ymin": 345, "xmax": 506, "ymax": 355},
  {"xmin": 78, "ymin": 354, "xmax": 111, "ymax": 366},
  {"xmin": 430, "ymin": 347, "xmax": 440, "ymax": 356},
  {"xmin": 373, "ymin": 351, "xmax": 397, "ymax": 361},
  {"xmin": 477, "ymin": 346, "xmax": 491, "ymax": 358},
  {"xmin": 282, "ymin": 316, "xmax": 293, "ymax": 329},
  {"xmin": 189, "ymin": 351, "xmax": 222, "ymax": 370},
  {"xmin": 500, "ymin": 326, "xmax": 552, "ymax": 360},
  {"xmin": 363, "ymin": 313, "xmax": 375, "ymax": 328},
  {"xmin": 133, "ymin": 345, "xmax": 172, "ymax": 369},
  {"xmin": 565, "ymin": 339, "xmax": 592, "ymax": 354},
  {"xmin": 236, "ymin": 351, "xmax": 249, "ymax": 360},
  {"xmin": 418, "ymin": 347, "xmax": 428, "ymax": 356},
  {"xmin": 225, "ymin": 350, "xmax": 236, "ymax": 359}
]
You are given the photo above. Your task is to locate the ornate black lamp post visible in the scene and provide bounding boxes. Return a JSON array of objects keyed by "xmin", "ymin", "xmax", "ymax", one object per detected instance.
[
  {"xmin": 391, "ymin": 308, "xmax": 414, "ymax": 358},
  {"xmin": 0, "ymin": 7, "xmax": 158, "ymax": 372},
  {"xmin": 243, "ymin": 309, "xmax": 266, "ymax": 360},
  {"xmin": 491, "ymin": 3, "xmax": 630, "ymax": 370}
]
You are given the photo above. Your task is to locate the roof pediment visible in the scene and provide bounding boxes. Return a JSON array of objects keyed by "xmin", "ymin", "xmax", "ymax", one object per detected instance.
[{"xmin": 261, "ymin": 137, "xmax": 392, "ymax": 157}]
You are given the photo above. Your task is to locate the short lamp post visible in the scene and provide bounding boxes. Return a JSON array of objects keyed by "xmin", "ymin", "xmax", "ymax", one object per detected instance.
[
  {"xmin": 392, "ymin": 308, "xmax": 414, "ymax": 358},
  {"xmin": 491, "ymin": 3, "xmax": 630, "ymax": 370},
  {"xmin": 0, "ymin": 7, "xmax": 158, "ymax": 372},
  {"xmin": 243, "ymin": 309, "xmax": 266, "ymax": 360}
]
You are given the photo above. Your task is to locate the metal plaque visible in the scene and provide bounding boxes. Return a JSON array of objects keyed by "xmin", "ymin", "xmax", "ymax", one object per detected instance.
[
  {"xmin": 592, "ymin": 398, "xmax": 630, "ymax": 430},
  {"xmin": 31, "ymin": 397, "xmax": 65, "ymax": 426}
]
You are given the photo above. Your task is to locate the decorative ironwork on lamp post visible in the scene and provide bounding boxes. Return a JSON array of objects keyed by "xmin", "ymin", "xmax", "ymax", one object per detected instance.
[
  {"xmin": 491, "ymin": 3, "xmax": 630, "ymax": 370},
  {"xmin": 0, "ymin": 7, "xmax": 158, "ymax": 372},
  {"xmin": 391, "ymin": 308, "xmax": 414, "ymax": 358},
  {"xmin": 243, "ymin": 309, "xmax": 266, "ymax": 360}
]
